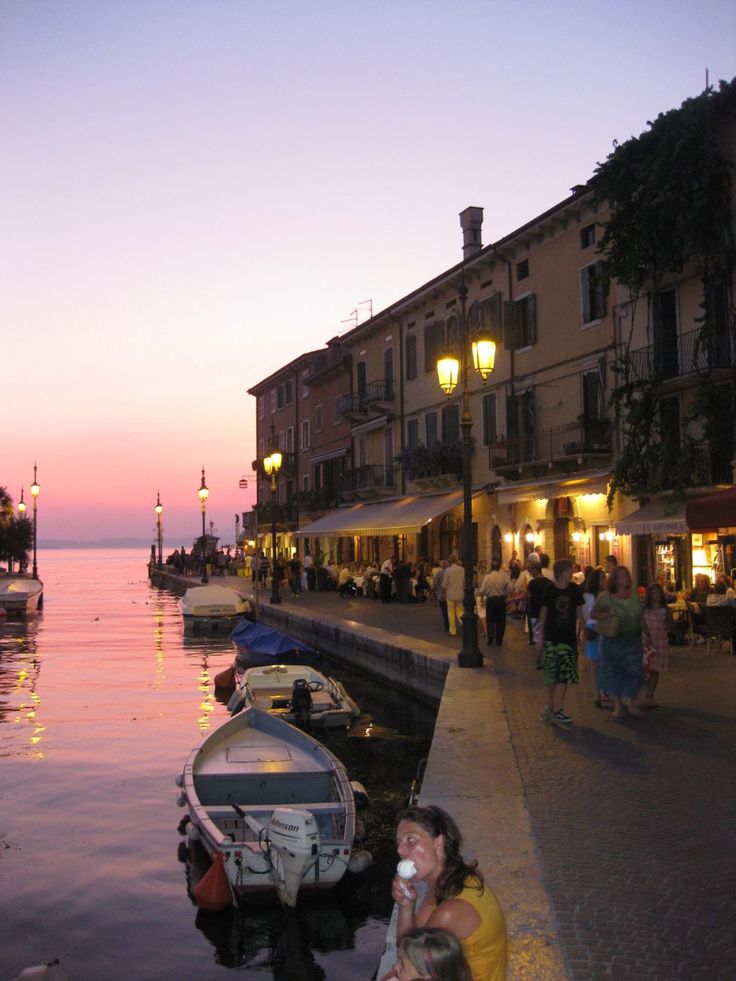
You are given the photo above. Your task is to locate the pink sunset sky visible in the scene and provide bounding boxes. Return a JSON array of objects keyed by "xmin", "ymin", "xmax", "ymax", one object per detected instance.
[{"xmin": 2, "ymin": 0, "xmax": 734, "ymax": 546}]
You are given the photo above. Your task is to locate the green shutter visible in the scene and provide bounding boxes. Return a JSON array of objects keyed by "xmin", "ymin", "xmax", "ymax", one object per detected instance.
[
  {"xmin": 503, "ymin": 300, "xmax": 519, "ymax": 349},
  {"xmin": 526, "ymin": 293, "xmax": 537, "ymax": 345}
]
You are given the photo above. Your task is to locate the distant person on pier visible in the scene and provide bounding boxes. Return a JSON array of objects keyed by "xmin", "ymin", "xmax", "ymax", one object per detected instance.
[
  {"xmin": 387, "ymin": 805, "xmax": 507, "ymax": 981},
  {"xmin": 434, "ymin": 560, "xmax": 450, "ymax": 630},
  {"xmin": 303, "ymin": 550, "xmax": 316, "ymax": 591},
  {"xmin": 380, "ymin": 556, "xmax": 395, "ymax": 603},
  {"xmin": 444, "ymin": 557, "xmax": 465, "ymax": 637}
]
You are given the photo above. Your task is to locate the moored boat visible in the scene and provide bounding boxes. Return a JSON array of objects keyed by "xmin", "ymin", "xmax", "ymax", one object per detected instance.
[
  {"xmin": 176, "ymin": 706, "xmax": 357, "ymax": 908},
  {"xmin": 179, "ymin": 585, "xmax": 250, "ymax": 631},
  {"xmin": 227, "ymin": 664, "xmax": 361, "ymax": 729},
  {"xmin": 230, "ymin": 619, "xmax": 316, "ymax": 668},
  {"xmin": 0, "ymin": 576, "xmax": 44, "ymax": 615}
]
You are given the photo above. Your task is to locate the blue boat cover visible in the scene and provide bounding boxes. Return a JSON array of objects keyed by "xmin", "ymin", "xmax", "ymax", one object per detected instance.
[{"xmin": 230, "ymin": 619, "xmax": 316, "ymax": 658}]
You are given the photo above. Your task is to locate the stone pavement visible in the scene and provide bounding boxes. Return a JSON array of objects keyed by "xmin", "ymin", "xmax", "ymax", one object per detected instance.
[{"xmin": 253, "ymin": 584, "xmax": 736, "ymax": 981}]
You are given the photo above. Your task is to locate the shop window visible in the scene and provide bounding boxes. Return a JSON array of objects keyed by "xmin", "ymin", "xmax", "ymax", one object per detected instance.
[{"xmin": 581, "ymin": 262, "xmax": 607, "ymax": 324}]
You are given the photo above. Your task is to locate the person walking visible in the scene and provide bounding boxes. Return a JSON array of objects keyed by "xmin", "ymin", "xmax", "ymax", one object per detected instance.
[
  {"xmin": 444, "ymin": 557, "xmax": 465, "ymax": 637},
  {"xmin": 592, "ymin": 564, "xmax": 646, "ymax": 719},
  {"xmin": 478, "ymin": 557, "xmax": 510, "ymax": 647},
  {"xmin": 303, "ymin": 550, "xmax": 316, "ymax": 591},
  {"xmin": 536, "ymin": 558, "xmax": 585, "ymax": 726},
  {"xmin": 434, "ymin": 560, "xmax": 450, "ymax": 631},
  {"xmin": 380, "ymin": 556, "xmax": 395, "ymax": 603},
  {"xmin": 582, "ymin": 567, "xmax": 607, "ymax": 706},
  {"xmin": 641, "ymin": 581, "xmax": 671, "ymax": 707}
]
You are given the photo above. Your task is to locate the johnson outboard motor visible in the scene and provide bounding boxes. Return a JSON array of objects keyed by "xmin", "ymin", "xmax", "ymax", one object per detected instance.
[
  {"xmin": 290, "ymin": 679, "xmax": 313, "ymax": 728},
  {"xmin": 267, "ymin": 807, "xmax": 321, "ymax": 908}
]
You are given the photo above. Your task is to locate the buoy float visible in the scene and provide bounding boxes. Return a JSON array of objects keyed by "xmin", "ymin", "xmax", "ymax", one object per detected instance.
[
  {"xmin": 214, "ymin": 665, "xmax": 236, "ymax": 690},
  {"xmin": 192, "ymin": 851, "xmax": 232, "ymax": 912}
]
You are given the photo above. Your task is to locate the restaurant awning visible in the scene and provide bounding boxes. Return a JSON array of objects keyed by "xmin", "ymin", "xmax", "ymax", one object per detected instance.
[
  {"xmin": 685, "ymin": 486, "xmax": 736, "ymax": 530},
  {"xmin": 615, "ymin": 499, "xmax": 688, "ymax": 536},
  {"xmin": 294, "ymin": 489, "xmax": 465, "ymax": 537},
  {"xmin": 496, "ymin": 470, "xmax": 610, "ymax": 505}
]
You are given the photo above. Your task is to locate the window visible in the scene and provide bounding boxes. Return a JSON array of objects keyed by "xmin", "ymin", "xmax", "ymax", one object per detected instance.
[
  {"xmin": 285, "ymin": 379, "xmax": 294, "ymax": 405},
  {"xmin": 301, "ymin": 369, "xmax": 310, "ymax": 399},
  {"xmin": 258, "ymin": 396, "xmax": 264, "ymax": 420},
  {"xmin": 300, "ymin": 419, "xmax": 311, "ymax": 450},
  {"xmin": 358, "ymin": 436, "xmax": 367, "ymax": 468},
  {"xmin": 406, "ymin": 333, "xmax": 417, "ymax": 380},
  {"xmin": 278, "ymin": 428, "xmax": 286, "ymax": 451},
  {"xmin": 357, "ymin": 361, "xmax": 367, "ymax": 400},
  {"xmin": 506, "ymin": 390, "xmax": 535, "ymax": 463},
  {"xmin": 424, "ymin": 320, "xmax": 446, "ymax": 373},
  {"xmin": 516, "ymin": 259, "xmax": 529, "ymax": 281},
  {"xmin": 271, "ymin": 389, "xmax": 277, "ymax": 413},
  {"xmin": 653, "ymin": 289, "xmax": 678, "ymax": 377},
  {"xmin": 580, "ymin": 263, "xmax": 607, "ymax": 324},
  {"xmin": 384, "ymin": 347, "xmax": 394, "ymax": 397},
  {"xmin": 407, "ymin": 418, "xmax": 419, "ymax": 448},
  {"xmin": 277, "ymin": 384, "xmax": 285, "ymax": 409},
  {"xmin": 442, "ymin": 403, "xmax": 460, "ymax": 443},
  {"xmin": 314, "ymin": 404, "xmax": 323, "ymax": 433},
  {"xmin": 302, "ymin": 474, "xmax": 310, "ymax": 492},
  {"xmin": 481, "ymin": 393, "xmax": 497, "ymax": 446},
  {"xmin": 504, "ymin": 294, "xmax": 537, "ymax": 349},
  {"xmin": 425, "ymin": 411, "xmax": 438, "ymax": 447},
  {"xmin": 333, "ymin": 396, "xmax": 342, "ymax": 426},
  {"xmin": 659, "ymin": 396, "xmax": 681, "ymax": 478},
  {"xmin": 580, "ymin": 224, "xmax": 596, "ymax": 249},
  {"xmin": 285, "ymin": 426, "xmax": 295, "ymax": 453}
]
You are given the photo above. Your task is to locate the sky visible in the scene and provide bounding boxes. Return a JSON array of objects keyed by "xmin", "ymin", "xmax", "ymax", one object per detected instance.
[{"xmin": 1, "ymin": 0, "xmax": 734, "ymax": 545}]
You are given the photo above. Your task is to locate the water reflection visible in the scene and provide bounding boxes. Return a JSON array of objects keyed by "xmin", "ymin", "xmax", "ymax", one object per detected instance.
[{"xmin": 0, "ymin": 617, "xmax": 45, "ymax": 757}]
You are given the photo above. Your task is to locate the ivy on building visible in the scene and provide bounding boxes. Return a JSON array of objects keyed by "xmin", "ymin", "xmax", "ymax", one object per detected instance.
[
  {"xmin": 395, "ymin": 439, "xmax": 470, "ymax": 481},
  {"xmin": 593, "ymin": 79, "xmax": 736, "ymax": 506}
]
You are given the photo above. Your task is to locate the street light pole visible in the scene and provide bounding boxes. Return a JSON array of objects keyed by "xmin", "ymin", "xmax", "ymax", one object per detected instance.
[
  {"xmin": 30, "ymin": 465, "xmax": 40, "ymax": 581},
  {"xmin": 263, "ymin": 451, "xmax": 282, "ymax": 605},
  {"xmin": 437, "ymin": 273, "xmax": 496, "ymax": 668},
  {"xmin": 198, "ymin": 468, "xmax": 209, "ymax": 584},
  {"xmin": 155, "ymin": 492, "xmax": 163, "ymax": 569}
]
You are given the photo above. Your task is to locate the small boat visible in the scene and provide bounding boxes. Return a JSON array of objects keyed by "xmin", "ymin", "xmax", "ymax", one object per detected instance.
[
  {"xmin": 176, "ymin": 706, "xmax": 358, "ymax": 908},
  {"xmin": 0, "ymin": 576, "xmax": 44, "ymax": 615},
  {"xmin": 230, "ymin": 619, "xmax": 316, "ymax": 668},
  {"xmin": 179, "ymin": 585, "xmax": 250, "ymax": 630},
  {"xmin": 227, "ymin": 664, "xmax": 361, "ymax": 729}
]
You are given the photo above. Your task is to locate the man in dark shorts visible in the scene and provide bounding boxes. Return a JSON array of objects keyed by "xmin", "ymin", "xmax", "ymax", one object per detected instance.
[{"xmin": 536, "ymin": 558, "xmax": 585, "ymax": 725}]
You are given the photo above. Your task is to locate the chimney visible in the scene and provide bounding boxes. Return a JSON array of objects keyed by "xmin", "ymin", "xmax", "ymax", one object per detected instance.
[{"xmin": 459, "ymin": 206, "xmax": 484, "ymax": 260}]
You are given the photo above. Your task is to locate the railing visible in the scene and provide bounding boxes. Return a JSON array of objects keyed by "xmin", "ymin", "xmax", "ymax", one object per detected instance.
[
  {"xmin": 489, "ymin": 419, "xmax": 612, "ymax": 469},
  {"xmin": 622, "ymin": 327, "xmax": 733, "ymax": 385},
  {"xmin": 337, "ymin": 464, "xmax": 395, "ymax": 493},
  {"xmin": 335, "ymin": 380, "xmax": 395, "ymax": 417}
]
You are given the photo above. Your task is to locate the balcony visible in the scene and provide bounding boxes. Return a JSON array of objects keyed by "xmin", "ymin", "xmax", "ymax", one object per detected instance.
[
  {"xmin": 622, "ymin": 326, "xmax": 733, "ymax": 385},
  {"xmin": 336, "ymin": 464, "xmax": 396, "ymax": 498},
  {"xmin": 489, "ymin": 419, "xmax": 612, "ymax": 474},
  {"xmin": 335, "ymin": 380, "xmax": 395, "ymax": 420}
]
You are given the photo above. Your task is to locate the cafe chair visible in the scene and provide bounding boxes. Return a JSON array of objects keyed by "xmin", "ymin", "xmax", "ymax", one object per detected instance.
[
  {"xmin": 702, "ymin": 605, "xmax": 735, "ymax": 655},
  {"xmin": 686, "ymin": 604, "xmax": 707, "ymax": 649}
]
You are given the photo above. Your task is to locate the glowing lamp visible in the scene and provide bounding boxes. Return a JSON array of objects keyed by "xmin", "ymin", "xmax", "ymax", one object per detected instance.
[
  {"xmin": 471, "ymin": 337, "xmax": 496, "ymax": 380},
  {"xmin": 436, "ymin": 352, "xmax": 460, "ymax": 397}
]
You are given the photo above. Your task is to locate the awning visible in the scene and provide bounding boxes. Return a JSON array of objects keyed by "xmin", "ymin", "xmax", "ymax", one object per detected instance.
[
  {"xmin": 685, "ymin": 486, "xmax": 736, "ymax": 530},
  {"xmin": 309, "ymin": 447, "xmax": 350, "ymax": 466},
  {"xmin": 615, "ymin": 499, "xmax": 688, "ymax": 536},
  {"xmin": 497, "ymin": 470, "xmax": 610, "ymax": 505},
  {"xmin": 294, "ymin": 490, "xmax": 465, "ymax": 537}
]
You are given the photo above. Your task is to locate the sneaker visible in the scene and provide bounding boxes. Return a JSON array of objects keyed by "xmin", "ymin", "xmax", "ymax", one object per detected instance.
[
  {"xmin": 539, "ymin": 705, "xmax": 553, "ymax": 724},
  {"xmin": 553, "ymin": 710, "xmax": 573, "ymax": 725}
]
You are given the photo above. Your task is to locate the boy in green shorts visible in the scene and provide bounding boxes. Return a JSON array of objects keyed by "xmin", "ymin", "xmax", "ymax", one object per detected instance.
[{"xmin": 536, "ymin": 558, "xmax": 585, "ymax": 725}]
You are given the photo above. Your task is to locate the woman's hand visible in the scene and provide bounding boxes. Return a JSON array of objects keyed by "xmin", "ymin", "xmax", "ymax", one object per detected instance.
[{"xmin": 391, "ymin": 873, "xmax": 417, "ymax": 907}]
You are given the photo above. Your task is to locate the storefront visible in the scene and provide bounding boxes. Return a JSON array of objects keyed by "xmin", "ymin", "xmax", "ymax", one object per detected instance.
[
  {"xmin": 614, "ymin": 497, "xmax": 689, "ymax": 588},
  {"xmin": 686, "ymin": 486, "xmax": 736, "ymax": 581}
]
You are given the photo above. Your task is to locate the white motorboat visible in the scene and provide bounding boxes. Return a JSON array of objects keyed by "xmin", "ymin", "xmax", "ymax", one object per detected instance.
[
  {"xmin": 176, "ymin": 707, "xmax": 358, "ymax": 908},
  {"xmin": 178, "ymin": 585, "xmax": 250, "ymax": 625},
  {"xmin": 227, "ymin": 664, "xmax": 361, "ymax": 730},
  {"xmin": 0, "ymin": 576, "xmax": 44, "ymax": 615}
]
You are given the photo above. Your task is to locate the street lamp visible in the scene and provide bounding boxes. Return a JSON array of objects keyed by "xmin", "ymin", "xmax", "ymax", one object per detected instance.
[
  {"xmin": 30, "ymin": 464, "xmax": 40, "ymax": 581},
  {"xmin": 18, "ymin": 488, "xmax": 26, "ymax": 518},
  {"xmin": 263, "ymin": 451, "xmax": 283, "ymax": 605},
  {"xmin": 437, "ymin": 278, "xmax": 496, "ymax": 668},
  {"xmin": 198, "ymin": 468, "xmax": 209, "ymax": 584},
  {"xmin": 154, "ymin": 492, "xmax": 163, "ymax": 569}
]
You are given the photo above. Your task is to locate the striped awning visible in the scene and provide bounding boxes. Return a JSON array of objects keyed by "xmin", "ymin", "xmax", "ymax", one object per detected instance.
[
  {"xmin": 294, "ymin": 490, "xmax": 465, "ymax": 537},
  {"xmin": 615, "ymin": 499, "xmax": 688, "ymax": 536}
]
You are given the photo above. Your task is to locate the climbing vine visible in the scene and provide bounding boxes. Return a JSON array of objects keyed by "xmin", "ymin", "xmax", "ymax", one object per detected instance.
[{"xmin": 595, "ymin": 79, "xmax": 736, "ymax": 505}]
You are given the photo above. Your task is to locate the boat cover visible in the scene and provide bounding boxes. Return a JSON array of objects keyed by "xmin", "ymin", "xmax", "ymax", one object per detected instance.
[{"xmin": 231, "ymin": 620, "xmax": 317, "ymax": 658}]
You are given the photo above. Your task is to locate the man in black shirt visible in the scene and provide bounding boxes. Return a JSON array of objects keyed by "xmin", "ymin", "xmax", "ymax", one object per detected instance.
[{"xmin": 536, "ymin": 559, "xmax": 585, "ymax": 725}]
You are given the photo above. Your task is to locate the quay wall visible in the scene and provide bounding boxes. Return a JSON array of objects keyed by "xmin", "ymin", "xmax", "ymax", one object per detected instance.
[{"xmin": 152, "ymin": 568, "xmax": 567, "ymax": 980}]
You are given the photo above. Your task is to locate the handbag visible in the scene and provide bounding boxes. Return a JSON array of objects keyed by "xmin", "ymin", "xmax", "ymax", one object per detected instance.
[
  {"xmin": 595, "ymin": 610, "xmax": 619, "ymax": 637},
  {"xmin": 642, "ymin": 642, "xmax": 657, "ymax": 677}
]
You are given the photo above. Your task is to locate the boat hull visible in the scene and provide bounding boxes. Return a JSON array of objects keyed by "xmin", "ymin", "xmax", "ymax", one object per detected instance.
[
  {"xmin": 0, "ymin": 577, "xmax": 44, "ymax": 615},
  {"xmin": 232, "ymin": 664, "xmax": 361, "ymax": 729},
  {"xmin": 179, "ymin": 707, "xmax": 356, "ymax": 906}
]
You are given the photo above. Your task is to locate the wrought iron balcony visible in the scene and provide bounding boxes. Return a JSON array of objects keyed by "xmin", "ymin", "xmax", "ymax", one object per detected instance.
[
  {"xmin": 337, "ymin": 464, "xmax": 396, "ymax": 494},
  {"xmin": 335, "ymin": 380, "xmax": 395, "ymax": 419},
  {"xmin": 620, "ymin": 326, "xmax": 733, "ymax": 385},
  {"xmin": 489, "ymin": 419, "xmax": 612, "ymax": 472}
]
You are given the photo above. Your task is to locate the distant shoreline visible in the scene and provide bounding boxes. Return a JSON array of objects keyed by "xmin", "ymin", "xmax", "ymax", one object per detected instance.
[{"xmin": 39, "ymin": 540, "xmax": 154, "ymax": 550}]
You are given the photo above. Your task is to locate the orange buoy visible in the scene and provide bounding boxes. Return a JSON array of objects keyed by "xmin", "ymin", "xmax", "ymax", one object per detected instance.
[
  {"xmin": 214, "ymin": 665, "xmax": 236, "ymax": 690},
  {"xmin": 193, "ymin": 851, "xmax": 232, "ymax": 911}
]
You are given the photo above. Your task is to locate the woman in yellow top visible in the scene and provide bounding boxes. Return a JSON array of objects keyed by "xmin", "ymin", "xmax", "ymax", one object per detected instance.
[{"xmin": 388, "ymin": 805, "xmax": 507, "ymax": 981}]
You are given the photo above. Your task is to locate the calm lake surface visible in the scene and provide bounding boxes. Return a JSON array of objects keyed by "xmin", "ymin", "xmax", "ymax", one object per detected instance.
[{"xmin": 0, "ymin": 549, "xmax": 435, "ymax": 981}]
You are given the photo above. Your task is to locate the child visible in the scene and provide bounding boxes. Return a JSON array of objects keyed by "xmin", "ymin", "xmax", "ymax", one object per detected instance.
[
  {"xmin": 641, "ymin": 582, "xmax": 671, "ymax": 707},
  {"xmin": 387, "ymin": 927, "xmax": 472, "ymax": 981}
]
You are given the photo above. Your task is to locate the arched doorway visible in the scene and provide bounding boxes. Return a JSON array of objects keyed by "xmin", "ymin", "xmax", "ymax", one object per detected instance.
[
  {"xmin": 439, "ymin": 514, "xmax": 462, "ymax": 560},
  {"xmin": 491, "ymin": 525, "xmax": 502, "ymax": 564},
  {"xmin": 522, "ymin": 524, "xmax": 534, "ymax": 559}
]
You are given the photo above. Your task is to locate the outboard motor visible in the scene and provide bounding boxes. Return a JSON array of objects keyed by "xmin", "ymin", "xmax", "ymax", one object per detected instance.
[
  {"xmin": 267, "ymin": 807, "xmax": 321, "ymax": 908},
  {"xmin": 290, "ymin": 679, "xmax": 313, "ymax": 728}
]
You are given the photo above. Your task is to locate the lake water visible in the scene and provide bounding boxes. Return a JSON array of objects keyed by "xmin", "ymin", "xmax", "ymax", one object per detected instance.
[{"xmin": 0, "ymin": 550, "xmax": 435, "ymax": 981}]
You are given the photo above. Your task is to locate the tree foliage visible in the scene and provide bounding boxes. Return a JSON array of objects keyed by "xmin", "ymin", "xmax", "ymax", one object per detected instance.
[
  {"xmin": 0, "ymin": 486, "xmax": 33, "ymax": 569},
  {"xmin": 395, "ymin": 439, "xmax": 470, "ymax": 481}
]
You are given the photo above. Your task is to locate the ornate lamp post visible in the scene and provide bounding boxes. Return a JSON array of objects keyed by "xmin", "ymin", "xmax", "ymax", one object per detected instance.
[
  {"xmin": 437, "ymin": 279, "xmax": 496, "ymax": 668},
  {"xmin": 30, "ymin": 465, "xmax": 40, "ymax": 581},
  {"xmin": 198, "ymin": 468, "xmax": 209, "ymax": 584},
  {"xmin": 154, "ymin": 492, "xmax": 164, "ymax": 569},
  {"xmin": 18, "ymin": 488, "xmax": 26, "ymax": 518},
  {"xmin": 263, "ymin": 451, "xmax": 282, "ymax": 605}
]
